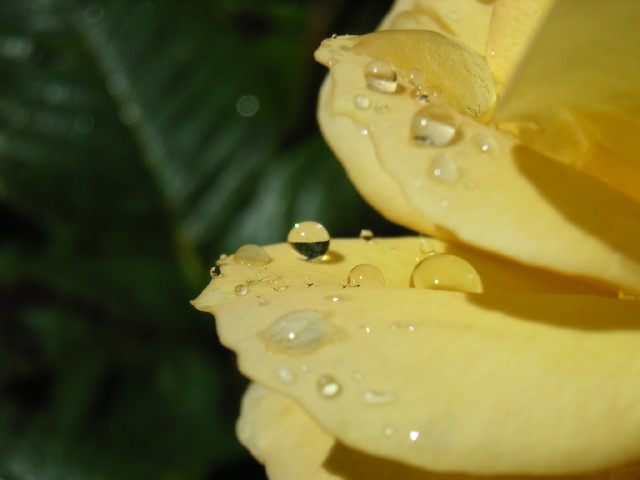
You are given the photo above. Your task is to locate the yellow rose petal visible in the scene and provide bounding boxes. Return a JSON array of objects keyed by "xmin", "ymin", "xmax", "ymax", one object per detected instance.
[
  {"xmin": 238, "ymin": 383, "xmax": 633, "ymax": 480},
  {"xmin": 316, "ymin": 33, "xmax": 640, "ymax": 295},
  {"xmin": 194, "ymin": 238, "xmax": 640, "ymax": 475}
]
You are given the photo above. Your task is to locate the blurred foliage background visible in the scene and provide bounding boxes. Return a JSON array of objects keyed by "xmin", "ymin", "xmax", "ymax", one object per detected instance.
[{"xmin": 0, "ymin": 0, "xmax": 402, "ymax": 478}]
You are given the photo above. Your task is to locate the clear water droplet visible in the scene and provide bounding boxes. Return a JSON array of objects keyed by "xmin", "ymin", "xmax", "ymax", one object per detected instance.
[
  {"xmin": 411, "ymin": 106, "xmax": 458, "ymax": 147},
  {"xmin": 348, "ymin": 264, "xmax": 385, "ymax": 287},
  {"xmin": 364, "ymin": 60, "xmax": 397, "ymax": 93},
  {"xmin": 619, "ymin": 289, "xmax": 636, "ymax": 300},
  {"xmin": 271, "ymin": 277, "xmax": 287, "ymax": 291},
  {"xmin": 234, "ymin": 284, "xmax": 248, "ymax": 296},
  {"xmin": 472, "ymin": 132, "xmax": 498, "ymax": 154},
  {"xmin": 353, "ymin": 94, "xmax": 371, "ymax": 110},
  {"xmin": 409, "ymin": 87, "xmax": 430, "ymax": 103},
  {"xmin": 261, "ymin": 310, "xmax": 333, "ymax": 353},
  {"xmin": 419, "ymin": 237, "xmax": 439, "ymax": 255},
  {"xmin": 412, "ymin": 254, "xmax": 483, "ymax": 293},
  {"xmin": 234, "ymin": 244, "xmax": 271, "ymax": 266},
  {"xmin": 409, "ymin": 430, "xmax": 421, "ymax": 442},
  {"xmin": 209, "ymin": 265, "xmax": 221, "ymax": 278},
  {"xmin": 361, "ymin": 390, "xmax": 394, "ymax": 405},
  {"xmin": 408, "ymin": 69, "xmax": 425, "ymax": 87},
  {"xmin": 430, "ymin": 154, "xmax": 460, "ymax": 184},
  {"xmin": 325, "ymin": 295, "xmax": 346, "ymax": 303},
  {"xmin": 276, "ymin": 365, "xmax": 296, "ymax": 384},
  {"xmin": 359, "ymin": 229, "xmax": 374, "ymax": 242},
  {"xmin": 288, "ymin": 221, "xmax": 330, "ymax": 260},
  {"xmin": 317, "ymin": 375, "xmax": 342, "ymax": 398}
]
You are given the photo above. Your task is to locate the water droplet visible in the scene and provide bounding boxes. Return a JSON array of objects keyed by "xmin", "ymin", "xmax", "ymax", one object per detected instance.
[
  {"xmin": 360, "ymin": 128, "xmax": 369, "ymax": 136},
  {"xmin": 210, "ymin": 265, "xmax": 221, "ymax": 278},
  {"xmin": 361, "ymin": 325, "xmax": 373, "ymax": 334},
  {"xmin": 325, "ymin": 295, "xmax": 346, "ymax": 303},
  {"xmin": 430, "ymin": 154, "xmax": 460, "ymax": 184},
  {"xmin": 305, "ymin": 277, "xmax": 315, "ymax": 287},
  {"xmin": 353, "ymin": 94, "xmax": 371, "ymax": 110},
  {"xmin": 359, "ymin": 229, "xmax": 374, "ymax": 242},
  {"xmin": 419, "ymin": 237, "xmax": 438, "ymax": 255},
  {"xmin": 261, "ymin": 310, "xmax": 333, "ymax": 353},
  {"xmin": 271, "ymin": 277, "xmax": 287, "ymax": 291},
  {"xmin": 619, "ymin": 289, "xmax": 636, "ymax": 300},
  {"xmin": 390, "ymin": 321, "xmax": 416, "ymax": 332},
  {"xmin": 411, "ymin": 254, "xmax": 483, "ymax": 293},
  {"xmin": 276, "ymin": 366, "xmax": 296, "ymax": 384},
  {"xmin": 409, "ymin": 87, "xmax": 430, "ymax": 103},
  {"xmin": 317, "ymin": 375, "xmax": 342, "ymax": 398},
  {"xmin": 407, "ymin": 69, "xmax": 425, "ymax": 87},
  {"xmin": 361, "ymin": 390, "xmax": 394, "ymax": 405},
  {"xmin": 287, "ymin": 221, "xmax": 330, "ymax": 260},
  {"xmin": 411, "ymin": 106, "xmax": 458, "ymax": 147},
  {"xmin": 472, "ymin": 132, "xmax": 498, "ymax": 154},
  {"xmin": 234, "ymin": 284, "xmax": 248, "ymax": 296},
  {"xmin": 409, "ymin": 430, "xmax": 421, "ymax": 442},
  {"xmin": 364, "ymin": 60, "xmax": 397, "ymax": 93},
  {"xmin": 234, "ymin": 244, "xmax": 271, "ymax": 266},
  {"xmin": 348, "ymin": 264, "xmax": 385, "ymax": 287}
]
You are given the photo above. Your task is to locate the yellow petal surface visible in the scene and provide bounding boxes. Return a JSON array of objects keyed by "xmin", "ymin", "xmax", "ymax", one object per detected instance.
[
  {"xmin": 316, "ymin": 33, "xmax": 640, "ymax": 295},
  {"xmin": 193, "ymin": 238, "xmax": 640, "ymax": 475},
  {"xmin": 494, "ymin": 0, "xmax": 640, "ymax": 201},
  {"xmin": 238, "ymin": 383, "xmax": 640, "ymax": 480}
]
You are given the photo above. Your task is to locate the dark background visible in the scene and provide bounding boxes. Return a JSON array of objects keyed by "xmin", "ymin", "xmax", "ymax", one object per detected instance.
[{"xmin": 0, "ymin": 0, "xmax": 401, "ymax": 478}]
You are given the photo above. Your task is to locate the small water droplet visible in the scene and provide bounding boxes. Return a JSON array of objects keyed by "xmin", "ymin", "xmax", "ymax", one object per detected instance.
[
  {"xmin": 256, "ymin": 294, "xmax": 267, "ymax": 305},
  {"xmin": 383, "ymin": 426, "xmax": 396, "ymax": 437},
  {"xmin": 409, "ymin": 87, "xmax": 430, "ymax": 103},
  {"xmin": 325, "ymin": 295, "xmax": 346, "ymax": 303},
  {"xmin": 410, "ymin": 106, "xmax": 458, "ymax": 147},
  {"xmin": 317, "ymin": 375, "xmax": 342, "ymax": 398},
  {"xmin": 360, "ymin": 128, "xmax": 369, "ymax": 136},
  {"xmin": 361, "ymin": 390, "xmax": 394, "ymax": 405},
  {"xmin": 364, "ymin": 60, "xmax": 397, "ymax": 93},
  {"xmin": 359, "ymin": 229, "xmax": 374, "ymax": 242},
  {"xmin": 408, "ymin": 69, "xmax": 425, "ymax": 87},
  {"xmin": 419, "ymin": 237, "xmax": 439, "ymax": 255},
  {"xmin": 261, "ymin": 310, "xmax": 333, "ymax": 353},
  {"xmin": 430, "ymin": 154, "xmax": 460, "ymax": 184},
  {"xmin": 271, "ymin": 277, "xmax": 287, "ymax": 291},
  {"xmin": 411, "ymin": 254, "xmax": 483, "ymax": 293},
  {"xmin": 409, "ymin": 430, "xmax": 421, "ymax": 442},
  {"xmin": 619, "ymin": 289, "xmax": 636, "ymax": 300},
  {"xmin": 287, "ymin": 221, "xmax": 330, "ymax": 260},
  {"xmin": 362, "ymin": 325, "xmax": 373, "ymax": 334},
  {"xmin": 210, "ymin": 265, "xmax": 221, "ymax": 278},
  {"xmin": 353, "ymin": 94, "xmax": 371, "ymax": 110},
  {"xmin": 234, "ymin": 284, "xmax": 248, "ymax": 296},
  {"xmin": 276, "ymin": 365, "xmax": 296, "ymax": 384},
  {"xmin": 348, "ymin": 264, "xmax": 385, "ymax": 287},
  {"xmin": 472, "ymin": 132, "xmax": 498, "ymax": 154},
  {"xmin": 305, "ymin": 277, "xmax": 315, "ymax": 287},
  {"xmin": 234, "ymin": 244, "xmax": 271, "ymax": 266}
]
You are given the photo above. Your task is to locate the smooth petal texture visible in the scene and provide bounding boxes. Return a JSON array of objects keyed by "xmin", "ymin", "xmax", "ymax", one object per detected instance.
[
  {"xmin": 316, "ymin": 32, "xmax": 640, "ymax": 295},
  {"xmin": 494, "ymin": 0, "xmax": 640, "ymax": 202},
  {"xmin": 193, "ymin": 238, "xmax": 640, "ymax": 475},
  {"xmin": 238, "ymin": 383, "xmax": 639, "ymax": 480}
]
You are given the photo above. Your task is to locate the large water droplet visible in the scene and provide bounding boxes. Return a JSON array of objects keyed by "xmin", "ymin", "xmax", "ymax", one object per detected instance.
[
  {"xmin": 261, "ymin": 309, "xmax": 333, "ymax": 353},
  {"xmin": 317, "ymin": 375, "xmax": 342, "ymax": 398},
  {"xmin": 410, "ymin": 106, "xmax": 458, "ymax": 147},
  {"xmin": 234, "ymin": 244, "xmax": 271, "ymax": 266},
  {"xmin": 234, "ymin": 284, "xmax": 248, "ymax": 296},
  {"xmin": 287, "ymin": 221, "xmax": 330, "ymax": 260},
  {"xmin": 411, "ymin": 254, "xmax": 483, "ymax": 293},
  {"xmin": 361, "ymin": 390, "xmax": 394, "ymax": 406},
  {"xmin": 364, "ymin": 60, "xmax": 397, "ymax": 93},
  {"xmin": 430, "ymin": 154, "xmax": 460, "ymax": 184},
  {"xmin": 353, "ymin": 94, "xmax": 371, "ymax": 110},
  {"xmin": 348, "ymin": 264, "xmax": 385, "ymax": 287}
]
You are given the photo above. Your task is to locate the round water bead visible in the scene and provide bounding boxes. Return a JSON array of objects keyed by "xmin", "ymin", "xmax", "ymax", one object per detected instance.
[
  {"xmin": 234, "ymin": 244, "xmax": 271, "ymax": 266},
  {"xmin": 287, "ymin": 221, "xmax": 330, "ymax": 260},
  {"xmin": 353, "ymin": 94, "xmax": 371, "ymax": 110},
  {"xmin": 359, "ymin": 229, "xmax": 374, "ymax": 242},
  {"xmin": 317, "ymin": 374, "xmax": 342, "ymax": 398},
  {"xmin": 411, "ymin": 254, "xmax": 483, "ymax": 293},
  {"xmin": 234, "ymin": 284, "xmax": 248, "ymax": 296},
  {"xmin": 430, "ymin": 154, "xmax": 460, "ymax": 184},
  {"xmin": 348, "ymin": 264, "xmax": 385, "ymax": 287},
  {"xmin": 364, "ymin": 60, "xmax": 397, "ymax": 93},
  {"xmin": 410, "ymin": 106, "xmax": 458, "ymax": 147},
  {"xmin": 209, "ymin": 265, "xmax": 221, "ymax": 278},
  {"xmin": 260, "ymin": 309, "xmax": 333, "ymax": 353}
]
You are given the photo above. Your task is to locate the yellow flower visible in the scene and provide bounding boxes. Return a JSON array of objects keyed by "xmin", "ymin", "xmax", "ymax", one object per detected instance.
[{"xmin": 193, "ymin": 1, "xmax": 640, "ymax": 478}]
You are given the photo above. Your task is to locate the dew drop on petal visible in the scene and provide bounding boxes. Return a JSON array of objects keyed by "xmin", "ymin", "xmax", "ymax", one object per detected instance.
[
  {"xmin": 234, "ymin": 284, "xmax": 248, "ymax": 296},
  {"xmin": 472, "ymin": 131, "xmax": 498, "ymax": 154},
  {"xmin": 317, "ymin": 375, "xmax": 342, "ymax": 398},
  {"xmin": 430, "ymin": 154, "xmax": 460, "ymax": 184},
  {"xmin": 209, "ymin": 265, "xmax": 221, "ymax": 278},
  {"xmin": 361, "ymin": 390, "xmax": 394, "ymax": 406},
  {"xmin": 271, "ymin": 277, "xmax": 287, "ymax": 291},
  {"xmin": 348, "ymin": 264, "xmax": 385, "ymax": 287},
  {"xmin": 359, "ymin": 229, "xmax": 374, "ymax": 242},
  {"xmin": 261, "ymin": 309, "xmax": 333, "ymax": 353},
  {"xmin": 364, "ymin": 60, "xmax": 397, "ymax": 93},
  {"xmin": 353, "ymin": 94, "xmax": 371, "ymax": 110},
  {"xmin": 234, "ymin": 244, "xmax": 271, "ymax": 266},
  {"xmin": 287, "ymin": 221, "xmax": 330, "ymax": 260},
  {"xmin": 412, "ymin": 254, "xmax": 483, "ymax": 293},
  {"xmin": 409, "ymin": 430, "xmax": 421, "ymax": 442},
  {"xmin": 410, "ymin": 106, "xmax": 458, "ymax": 147},
  {"xmin": 325, "ymin": 294, "xmax": 346, "ymax": 303},
  {"xmin": 409, "ymin": 87, "xmax": 430, "ymax": 104},
  {"xmin": 276, "ymin": 365, "xmax": 297, "ymax": 384}
]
